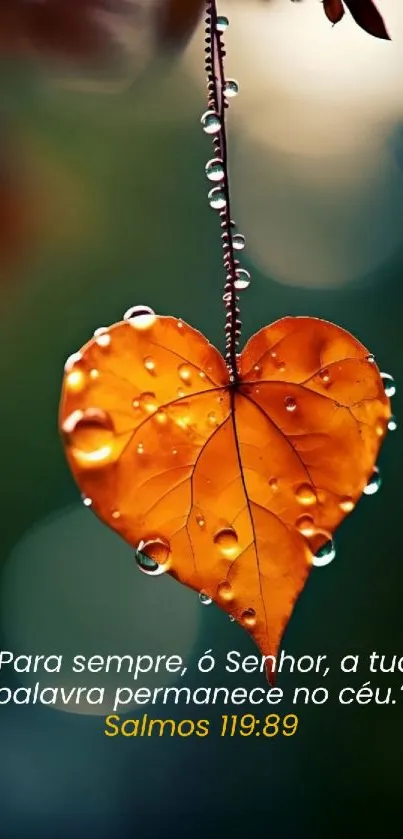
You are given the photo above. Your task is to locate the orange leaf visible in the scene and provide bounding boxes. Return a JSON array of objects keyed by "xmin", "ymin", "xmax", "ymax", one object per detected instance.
[{"xmin": 59, "ymin": 313, "xmax": 391, "ymax": 677}]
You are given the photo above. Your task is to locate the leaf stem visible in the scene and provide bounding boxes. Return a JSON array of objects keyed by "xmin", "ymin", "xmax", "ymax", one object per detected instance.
[{"xmin": 204, "ymin": 0, "xmax": 241, "ymax": 384}]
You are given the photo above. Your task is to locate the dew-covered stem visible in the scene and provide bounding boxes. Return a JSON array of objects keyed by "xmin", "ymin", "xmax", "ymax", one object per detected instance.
[{"xmin": 203, "ymin": 1, "xmax": 243, "ymax": 384}]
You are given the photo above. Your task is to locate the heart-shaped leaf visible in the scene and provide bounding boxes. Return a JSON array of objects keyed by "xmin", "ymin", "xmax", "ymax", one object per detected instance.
[{"xmin": 59, "ymin": 313, "xmax": 391, "ymax": 673}]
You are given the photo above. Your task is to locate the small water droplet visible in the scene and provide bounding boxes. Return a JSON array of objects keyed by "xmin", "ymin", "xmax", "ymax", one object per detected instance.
[
  {"xmin": 178, "ymin": 363, "xmax": 192, "ymax": 384},
  {"xmin": 214, "ymin": 527, "xmax": 239, "ymax": 557},
  {"xmin": 208, "ymin": 186, "xmax": 226, "ymax": 210},
  {"xmin": 319, "ymin": 369, "xmax": 330, "ymax": 384},
  {"xmin": 312, "ymin": 537, "xmax": 336, "ymax": 568},
  {"xmin": 154, "ymin": 409, "xmax": 168, "ymax": 425},
  {"xmin": 62, "ymin": 408, "xmax": 115, "ymax": 466},
  {"xmin": 172, "ymin": 448, "xmax": 178, "ymax": 455},
  {"xmin": 199, "ymin": 592, "xmax": 212, "ymax": 606},
  {"xmin": 229, "ymin": 614, "xmax": 236, "ymax": 622},
  {"xmin": 90, "ymin": 369, "xmax": 99, "ymax": 380},
  {"xmin": 66, "ymin": 369, "xmax": 87, "ymax": 393},
  {"xmin": 123, "ymin": 305, "xmax": 156, "ymax": 330},
  {"xmin": 296, "ymin": 515, "xmax": 315, "ymax": 536},
  {"xmin": 94, "ymin": 327, "xmax": 111, "ymax": 348},
  {"xmin": 381, "ymin": 373, "xmax": 396, "ymax": 398},
  {"xmin": 205, "ymin": 157, "xmax": 224, "ymax": 182},
  {"xmin": 133, "ymin": 399, "xmax": 140, "ymax": 409},
  {"xmin": 199, "ymin": 371, "xmax": 206, "ymax": 380},
  {"xmin": 285, "ymin": 396, "xmax": 297, "ymax": 413},
  {"xmin": 296, "ymin": 484, "xmax": 317, "ymax": 506},
  {"xmin": 217, "ymin": 581, "xmax": 233, "ymax": 601},
  {"xmin": 339, "ymin": 497, "xmax": 354, "ymax": 513},
  {"xmin": 201, "ymin": 110, "xmax": 221, "ymax": 135},
  {"xmin": 225, "ymin": 79, "xmax": 239, "ymax": 98},
  {"xmin": 135, "ymin": 537, "xmax": 170, "ymax": 576},
  {"xmin": 64, "ymin": 352, "xmax": 82, "ymax": 373},
  {"xmin": 112, "ymin": 510, "xmax": 121, "ymax": 520},
  {"xmin": 139, "ymin": 392, "xmax": 158, "ymax": 414},
  {"xmin": 234, "ymin": 269, "xmax": 250, "ymax": 290},
  {"xmin": 144, "ymin": 356, "xmax": 156, "ymax": 374},
  {"xmin": 208, "ymin": 412, "xmax": 218, "ymax": 426},
  {"xmin": 196, "ymin": 514, "xmax": 205, "ymax": 528},
  {"xmin": 388, "ymin": 415, "xmax": 397, "ymax": 431},
  {"xmin": 137, "ymin": 442, "xmax": 144, "ymax": 455},
  {"xmin": 82, "ymin": 494, "xmax": 92, "ymax": 507},
  {"xmin": 268, "ymin": 477, "xmax": 278, "ymax": 490},
  {"xmin": 232, "ymin": 233, "xmax": 245, "ymax": 251},
  {"xmin": 177, "ymin": 388, "xmax": 186, "ymax": 399},
  {"xmin": 367, "ymin": 354, "xmax": 375, "ymax": 364},
  {"xmin": 241, "ymin": 608, "xmax": 256, "ymax": 628},
  {"xmin": 216, "ymin": 15, "xmax": 229, "ymax": 31},
  {"xmin": 363, "ymin": 466, "xmax": 382, "ymax": 496}
]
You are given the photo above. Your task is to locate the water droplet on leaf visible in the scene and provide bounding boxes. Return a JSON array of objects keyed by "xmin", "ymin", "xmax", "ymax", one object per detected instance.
[
  {"xmin": 363, "ymin": 466, "xmax": 382, "ymax": 496},
  {"xmin": 144, "ymin": 356, "xmax": 156, "ymax": 374},
  {"xmin": 285, "ymin": 396, "xmax": 297, "ymax": 412},
  {"xmin": 339, "ymin": 497, "xmax": 354, "ymax": 513},
  {"xmin": 82, "ymin": 494, "xmax": 92, "ymax": 507},
  {"xmin": 388, "ymin": 415, "xmax": 397, "ymax": 431},
  {"xmin": 312, "ymin": 537, "xmax": 336, "ymax": 568},
  {"xmin": 218, "ymin": 581, "xmax": 233, "ymax": 601},
  {"xmin": 66, "ymin": 369, "xmax": 87, "ymax": 393},
  {"xmin": 94, "ymin": 327, "xmax": 111, "ymax": 348},
  {"xmin": 296, "ymin": 484, "xmax": 317, "ymax": 506},
  {"xmin": 178, "ymin": 364, "xmax": 192, "ymax": 384},
  {"xmin": 241, "ymin": 608, "xmax": 256, "ymax": 627},
  {"xmin": 139, "ymin": 392, "xmax": 158, "ymax": 414},
  {"xmin": 296, "ymin": 515, "xmax": 315, "ymax": 536},
  {"xmin": 135, "ymin": 537, "xmax": 170, "ymax": 576},
  {"xmin": 381, "ymin": 373, "xmax": 396, "ymax": 398},
  {"xmin": 199, "ymin": 592, "xmax": 212, "ymax": 606},
  {"xmin": 214, "ymin": 527, "xmax": 239, "ymax": 557},
  {"xmin": 123, "ymin": 305, "xmax": 156, "ymax": 330},
  {"xmin": 62, "ymin": 408, "xmax": 115, "ymax": 466}
]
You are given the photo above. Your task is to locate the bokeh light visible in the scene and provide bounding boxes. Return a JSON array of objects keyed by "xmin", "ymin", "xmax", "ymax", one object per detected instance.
[{"xmin": 1, "ymin": 504, "xmax": 201, "ymax": 715}]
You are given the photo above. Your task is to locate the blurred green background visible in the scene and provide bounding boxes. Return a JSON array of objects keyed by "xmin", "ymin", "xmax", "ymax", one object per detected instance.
[{"xmin": 0, "ymin": 1, "xmax": 402, "ymax": 835}]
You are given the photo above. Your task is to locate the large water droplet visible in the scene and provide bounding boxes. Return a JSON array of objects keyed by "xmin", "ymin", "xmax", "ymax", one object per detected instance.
[
  {"xmin": 205, "ymin": 158, "xmax": 224, "ymax": 182},
  {"xmin": 234, "ymin": 269, "xmax": 250, "ymax": 290},
  {"xmin": 296, "ymin": 484, "xmax": 317, "ymax": 506},
  {"xmin": 199, "ymin": 592, "xmax": 212, "ymax": 606},
  {"xmin": 216, "ymin": 15, "xmax": 229, "ymax": 32},
  {"xmin": 61, "ymin": 408, "xmax": 115, "ymax": 466},
  {"xmin": 213, "ymin": 527, "xmax": 239, "ymax": 557},
  {"xmin": 381, "ymin": 373, "xmax": 396, "ymax": 398},
  {"xmin": 135, "ymin": 537, "xmax": 170, "ymax": 576},
  {"xmin": 363, "ymin": 466, "xmax": 382, "ymax": 496},
  {"xmin": 312, "ymin": 537, "xmax": 336, "ymax": 568},
  {"xmin": 208, "ymin": 187, "xmax": 226, "ymax": 210},
  {"xmin": 225, "ymin": 79, "xmax": 239, "ymax": 98},
  {"xmin": 388, "ymin": 415, "xmax": 397, "ymax": 431},
  {"xmin": 123, "ymin": 305, "xmax": 156, "ymax": 330},
  {"xmin": 232, "ymin": 233, "xmax": 245, "ymax": 251},
  {"xmin": 201, "ymin": 110, "xmax": 221, "ymax": 135}
]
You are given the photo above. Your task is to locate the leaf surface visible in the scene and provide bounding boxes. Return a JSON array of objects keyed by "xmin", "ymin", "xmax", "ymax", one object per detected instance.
[{"xmin": 59, "ymin": 315, "xmax": 391, "ymax": 671}]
